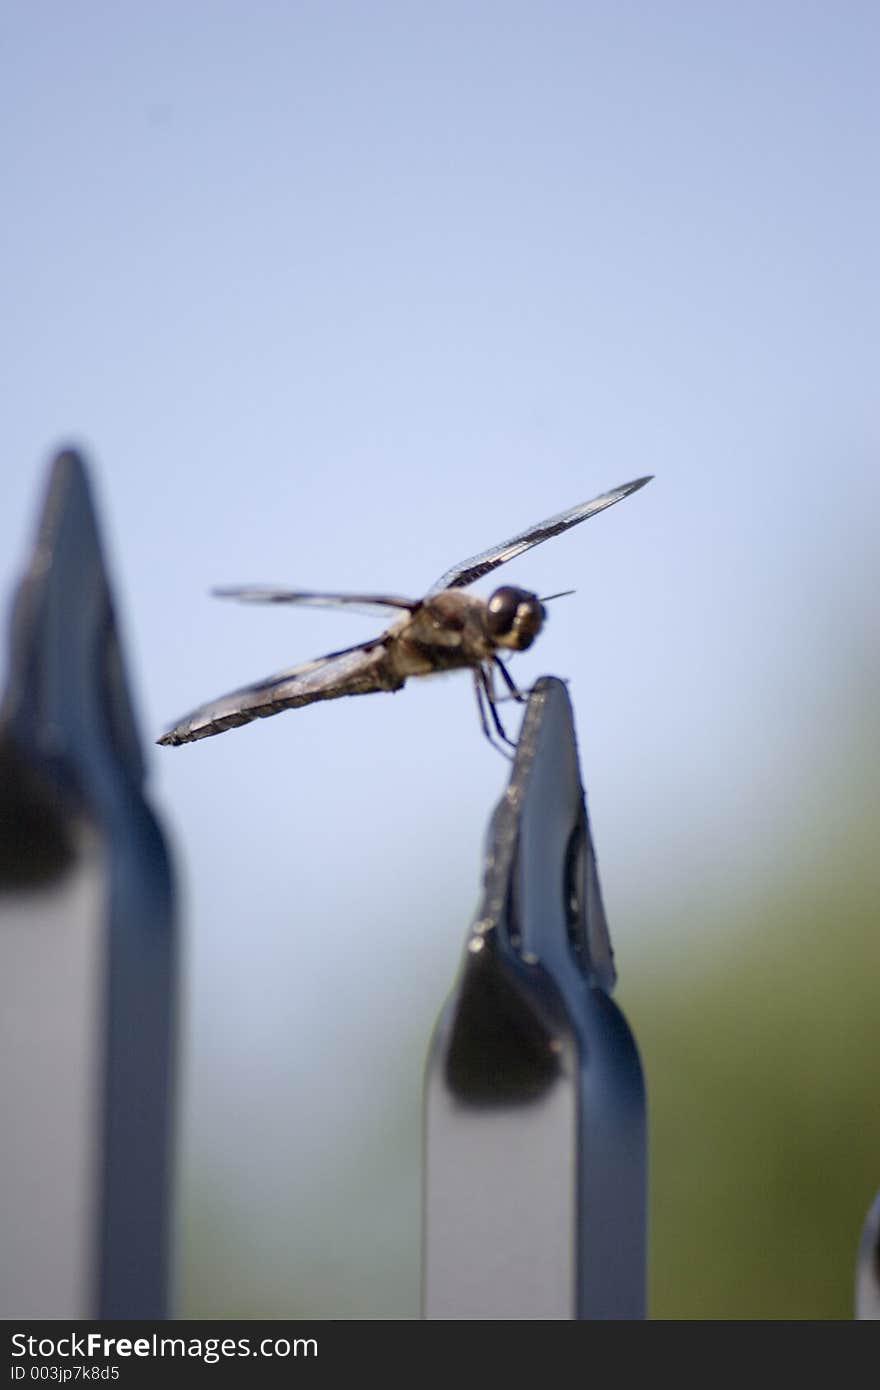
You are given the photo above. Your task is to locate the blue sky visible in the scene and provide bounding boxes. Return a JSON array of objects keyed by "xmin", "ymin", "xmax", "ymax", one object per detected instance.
[{"xmin": 2, "ymin": 2, "xmax": 877, "ymax": 1315}]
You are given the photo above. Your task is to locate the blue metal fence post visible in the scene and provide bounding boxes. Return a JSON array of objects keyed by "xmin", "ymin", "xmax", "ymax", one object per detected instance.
[
  {"xmin": 0, "ymin": 449, "xmax": 177, "ymax": 1319},
  {"xmin": 423, "ymin": 676, "xmax": 646, "ymax": 1319}
]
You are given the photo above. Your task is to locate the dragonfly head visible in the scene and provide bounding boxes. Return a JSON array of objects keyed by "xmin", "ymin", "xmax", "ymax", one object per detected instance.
[{"xmin": 486, "ymin": 586, "xmax": 546, "ymax": 652}]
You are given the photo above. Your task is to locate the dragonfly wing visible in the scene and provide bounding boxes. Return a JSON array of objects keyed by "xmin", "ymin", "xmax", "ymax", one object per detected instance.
[
  {"xmin": 429, "ymin": 476, "xmax": 652, "ymax": 592},
  {"xmin": 213, "ymin": 588, "xmax": 420, "ymax": 619},
  {"xmin": 158, "ymin": 639, "xmax": 401, "ymax": 746}
]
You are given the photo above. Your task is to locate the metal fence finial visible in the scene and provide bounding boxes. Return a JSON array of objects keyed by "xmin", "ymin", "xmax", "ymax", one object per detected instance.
[
  {"xmin": 424, "ymin": 676, "xmax": 646, "ymax": 1320},
  {"xmin": 0, "ymin": 448, "xmax": 176, "ymax": 1319}
]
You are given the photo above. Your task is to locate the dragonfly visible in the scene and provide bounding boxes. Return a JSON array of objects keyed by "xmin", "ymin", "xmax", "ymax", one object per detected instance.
[{"xmin": 158, "ymin": 475, "xmax": 651, "ymax": 753}]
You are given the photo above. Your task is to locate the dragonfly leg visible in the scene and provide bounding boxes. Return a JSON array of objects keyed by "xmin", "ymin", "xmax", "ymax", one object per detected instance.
[
  {"xmin": 473, "ymin": 669, "xmax": 514, "ymax": 759},
  {"xmin": 493, "ymin": 656, "xmax": 529, "ymax": 704},
  {"xmin": 481, "ymin": 666, "xmax": 520, "ymax": 752}
]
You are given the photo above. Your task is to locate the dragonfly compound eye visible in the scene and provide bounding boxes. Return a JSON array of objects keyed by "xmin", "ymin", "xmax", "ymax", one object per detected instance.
[
  {"xmin": 487, "ymin": 586, "xmax": 522, "ymax": 636},
  {"xmin": 487, "ymin": 587, "xmax": 545, "ymax": 650}
]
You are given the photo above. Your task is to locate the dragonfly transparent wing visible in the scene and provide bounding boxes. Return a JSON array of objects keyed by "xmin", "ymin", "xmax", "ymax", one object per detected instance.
[
  {"xmin": 157, "ymin": 638, "xmax": 400, "ymax": 746},
  {"xmin": 429, "ymin": 476, "xmax": 652, "ymax": 592},
  {"xmin": 213, "ymin": 588, "xmax": 419, "ymax": 618}
]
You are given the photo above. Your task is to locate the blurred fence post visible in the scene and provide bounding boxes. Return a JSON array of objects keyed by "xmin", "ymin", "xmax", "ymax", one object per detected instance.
[
  {"xmin": 856, "ymin": 1191, "xmax": 880, "ymax": 1319},
  {"xmin": 0, "ymin": 449, "xmax": 177, "ymax": 1319},
  {"xmin": 423, "ymin": 677, "xmax": 646, "ymax": 1319}
]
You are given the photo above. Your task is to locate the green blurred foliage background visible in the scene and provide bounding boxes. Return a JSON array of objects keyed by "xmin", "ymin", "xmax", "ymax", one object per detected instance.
[{"xmin": 630, "ymin": 678, "xmax": 879, "ymax": 1317}]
